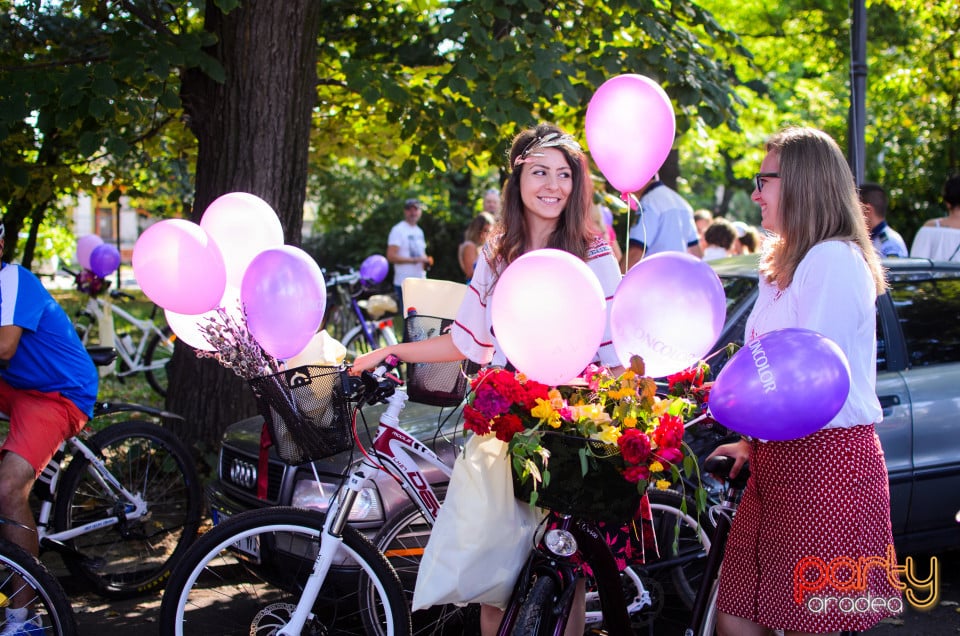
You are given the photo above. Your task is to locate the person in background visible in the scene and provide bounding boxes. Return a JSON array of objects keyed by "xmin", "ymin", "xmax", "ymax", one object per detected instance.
[
  {"xmin": 738, "ymin": 224, "xmax": 762, "ymax": 254},
  {"xmin": 458, "ymin": 212, "xmax": 495, "ymax": 283},
  {"xmin": 353, "ymin": 123, "xmax": 622, "ymax": 636},
  {"xmin": 702, "ymin": 217, "xmax": 738, "ymax": 261},
  {"xmin": 482, "ymin": 188, "xmax": 501, "ymax": 215},
  {"xmin": 0, "ymin": 222, "xmax": 98, "ymax": 633},
  {"xmin": 859, "ymin": 183, "xmax": 908, "ymax": 258},
  {"xmin": 387, "ymin": 198, "xmax": 432, "ymax": 311},
  {"xmin": 694, "ymin": 208, "xmax": 714, "ymax": 253},
  {"xmin": 910, "ymin": 174, "xmax": 960, "ymax": 261},
  {"xmin": 708, "ymin": 127, "xmax": 900, "ymax": 636},
  {"xmin": 623, "ymin": 175, "xmax": 702, "ymax": 270}
]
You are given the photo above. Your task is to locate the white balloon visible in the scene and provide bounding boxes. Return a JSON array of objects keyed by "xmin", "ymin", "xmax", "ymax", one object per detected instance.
[{"xmin": 200, "ymin": 192, "xmax": 285, "ymax": 288}]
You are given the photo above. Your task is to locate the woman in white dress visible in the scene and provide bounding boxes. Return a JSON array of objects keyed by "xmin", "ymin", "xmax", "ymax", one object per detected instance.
[{"xmin": 910, "ymin": 174, "xmax": 960, "ymax": 261}]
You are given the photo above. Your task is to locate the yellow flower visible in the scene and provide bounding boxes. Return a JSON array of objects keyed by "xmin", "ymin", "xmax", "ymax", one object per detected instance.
[
  {"xmin": 651, "ymin": 397, "xmax": 670, "ymax": 417},
  {"xmin": 531, "ymin": 397, "xmax": 563, "ymax": 429},
  {"xmin": 572, "ymin": 403, "xmax": 611, "ymax": 425},
  {"xmin": 655, "ymin": 479, "xmax": 672, "ymax": 490},
  {"xmin": 593, "ymin": 424, "xmax": 621, "ymax": 444},
  {"xmin": 649, "ymin": 460, "xmax": 664, "ymax": 473},
  {"xmin": 622, "ymin": 415, "xmax": 638, "ymax": 429}
]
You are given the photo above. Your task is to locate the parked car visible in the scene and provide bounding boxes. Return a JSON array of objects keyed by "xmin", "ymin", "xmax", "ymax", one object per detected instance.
[
  {"xmin": 209, "ymin": 255, "xmax": 960, "ymax": 559},
  {"xmin": 706, "ymin": 254, "xmax": 960, "ymax": 555}
]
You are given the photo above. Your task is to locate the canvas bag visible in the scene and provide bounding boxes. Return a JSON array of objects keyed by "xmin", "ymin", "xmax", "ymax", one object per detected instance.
[{"xmin": 412, "ymin": 432, "xmax": 541, "ymax": 611}]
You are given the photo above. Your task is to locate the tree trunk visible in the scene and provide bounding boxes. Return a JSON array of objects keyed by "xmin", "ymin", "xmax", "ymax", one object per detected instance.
[{"xmin": 170, "ymin": 0, "xmax": 323, "ymax": 450}]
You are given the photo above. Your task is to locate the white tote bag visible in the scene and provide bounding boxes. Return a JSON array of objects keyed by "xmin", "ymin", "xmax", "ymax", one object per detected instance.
[{"xmin": 412, "ymin": 433, "xmax": 541, "ymax": 611}]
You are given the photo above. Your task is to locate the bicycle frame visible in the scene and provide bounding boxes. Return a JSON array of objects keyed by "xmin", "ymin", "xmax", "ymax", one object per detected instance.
[
  {"xmin": 325, "ymin": 269, "xmax": 398, "ymax": 349},
  {"xmin": 34, "ymin": 436, "xmax": 147, "ymax": 546},
  {"xmin": 81, "ymin": 295, "xmax": 168, "ymax": 375}
]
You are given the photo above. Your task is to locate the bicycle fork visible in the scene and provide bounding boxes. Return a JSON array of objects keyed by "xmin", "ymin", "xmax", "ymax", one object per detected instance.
[{"xmin": 276, "ymin": 464, "xmax": 376, "ymax": 636}]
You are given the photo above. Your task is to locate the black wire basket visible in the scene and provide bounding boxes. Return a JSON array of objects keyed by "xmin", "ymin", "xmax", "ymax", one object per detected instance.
[
  {"xmin": 512, "ymin": 432, "xmax": 642, "ymax": 525},
  {"xmin": 248, "ymin": 365, "xmax": 352, "ymax": 465},
  {"xmin": 403, "ymin": 313, "xmax": 478, "ymax": 407}
]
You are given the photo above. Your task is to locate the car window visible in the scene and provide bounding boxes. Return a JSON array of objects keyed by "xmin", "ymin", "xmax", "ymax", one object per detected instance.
[
  {"xmin": 721, "ymin": 276, "xmax": 756, "ymax": 315},
  {"xmin": 889, "ymin": 276, "xmax": 960, "ymax": 366}
]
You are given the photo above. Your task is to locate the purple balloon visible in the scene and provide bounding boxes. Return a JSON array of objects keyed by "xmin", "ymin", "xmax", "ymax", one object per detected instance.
[
  {"xmin": 359, "ymin": 254, "xmax": 389, "ymax": 285},
  {"xmin": 709, "ymin": 328, "xmax": 851, "ymax": 441},
  {"xmin": 241, "ymin": 246, "xmax": 327, "ymax": 359},
  {"xmin": 76, "ymin": 234, "xmax": 104, "ymax": 270},
  {"xmin": 89, "ymin": 243, "xmax": 121, "ymax": 278}
]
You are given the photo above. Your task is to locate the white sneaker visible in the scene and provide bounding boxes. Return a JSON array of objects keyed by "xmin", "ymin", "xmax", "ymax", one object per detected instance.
[{"xmin": 0, "ymin": 613, "xmax": 43, "ymax": 636}]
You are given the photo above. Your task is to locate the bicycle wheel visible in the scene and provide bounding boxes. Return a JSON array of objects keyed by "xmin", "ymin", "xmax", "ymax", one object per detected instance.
[
  {"xmin": 510, "ymin": 574, "xmax": 558, "ymax": 636},
  {"xmin": 53, "ymin": 420, "xmax": 202, "ymax": 599},
  {"xmin": 144, "ymin": 326, "xmax": 175, "ymax": 397},
  {"xmin": 0, "ymin": 538, "xmax": 78, "ymax": 636},
  {"xmin": 159, "ymin": 507, "xmax": 411, "ymax": 636},
  {"xmin": 342, "ymin": 321, "xmax": 392, "ymax": 363},
  {"xmin": 373, "ymin": 495, "xmax": 481, "ymax": 636},
  {"xmin": 648, "ymin": 488, "xmax": 714, "ymax": 609}
]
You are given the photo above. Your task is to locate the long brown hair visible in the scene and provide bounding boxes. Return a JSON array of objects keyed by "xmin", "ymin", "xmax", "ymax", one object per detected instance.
[
  {"xmin": 489, "ymin": 123, "xmax": 597, "ymax": 271},
  {"xmin": 760, "ymin": 127, "xmax": 886, "ymax": 295}
]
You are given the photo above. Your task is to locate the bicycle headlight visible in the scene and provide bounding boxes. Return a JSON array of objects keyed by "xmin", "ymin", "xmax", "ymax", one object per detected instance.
[
  {"xmin": 291, "ymin": 479, "xmax": 385, "ymax": 523},
  {"xmin": 544, "ymin": 528, "xmax": 578, "ymax": 557}
]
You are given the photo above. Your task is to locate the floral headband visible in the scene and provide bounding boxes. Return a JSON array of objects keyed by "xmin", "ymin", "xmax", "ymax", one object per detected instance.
[{"xmin": 513, "ymin": 132, "xmax": 583, "ymax": 168}]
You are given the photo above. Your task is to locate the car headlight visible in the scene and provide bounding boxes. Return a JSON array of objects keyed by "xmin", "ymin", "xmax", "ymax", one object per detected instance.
[{"xmin": 292, "ymin": 479, "xmax": 385, "ymax": 523}]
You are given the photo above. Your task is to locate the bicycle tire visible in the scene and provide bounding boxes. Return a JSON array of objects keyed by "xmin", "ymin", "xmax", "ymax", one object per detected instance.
[
  {"xmin": 143, "ymin": 326, "xmax": 175, "ymax": 397},
  {"xmin": 53, "ymin": 420, "xmax": 202, "ymax": 599},
  {"xmin": 372, "ymin": 493, "xmax": 481, "ymax": 636},
  {"xmin": 0, "ymin": 538, "xmax": 78, "ymax": 636},
  {"xmin": 74, "ymin": 311, "xmax": 94, "ymax": 346},
  {"xmin": 510, "ymin": 574, "xmax": 558, "ymax": 636},
  {"xmin": 689, "ymin": 575, "xmax": 720, "ymax": 636},
  {"xmin": 648, "ymin": 488, "xmax": 714, "ymax": 610},
  {"xmin": 158, "ymin": 506, "xmax": 412, "ymax": 636}
]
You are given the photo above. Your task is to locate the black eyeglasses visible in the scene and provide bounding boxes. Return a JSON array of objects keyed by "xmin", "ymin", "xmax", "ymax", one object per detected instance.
[{"xmin": 755, "ymin": 172, "xmax": 779, "ymax": 192}]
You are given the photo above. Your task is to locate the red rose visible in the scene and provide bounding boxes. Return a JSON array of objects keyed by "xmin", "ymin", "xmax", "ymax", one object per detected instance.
[
  {"xmin": 618, "ymin": 428, "xmax": 652, "ymax": 465},
  {"xmin": 652, "ymin": 413, "xmax": 684, "ymax": 450},
  {"xmin": 623, "ymin": 465, "xmax": 650, "ymax": 483},
  {"xmin": 491, "ymin": 413, "xmax": 525, "ymax": 442},
  {"xmin": 657, "ymin": 446, "xmax": 684, "ymax": 467},
  {"xmin": 464, "ymin": 405, "xmax": 491, "ymax": 436}
]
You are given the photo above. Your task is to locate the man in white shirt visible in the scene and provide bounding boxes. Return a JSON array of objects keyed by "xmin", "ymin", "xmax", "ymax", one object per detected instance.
[
  {"xmin": 387, "ymin": 198, "xmax": 431, "ymax": 310},
  {"xmin": 623, "ymin": 175, "xmax": 703, "ymax": 270}
]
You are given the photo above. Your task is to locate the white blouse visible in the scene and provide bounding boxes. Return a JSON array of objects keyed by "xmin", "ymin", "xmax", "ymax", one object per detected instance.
[
  {"xmin": 451, "ymin": 235, "xmax": 622, "ymax": 370},
  {"xmin": 910, "ymin": 225, "xmax": 960, "ymax": 261},
  {"xmin": 745, "ymin": 240, "xmax": 882, "ymax": 429}
]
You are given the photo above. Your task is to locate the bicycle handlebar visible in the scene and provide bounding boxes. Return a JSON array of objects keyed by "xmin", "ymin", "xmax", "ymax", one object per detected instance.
[{"xmin": 348, "ymin": 354, "xmax": 402, "ymax": 406}]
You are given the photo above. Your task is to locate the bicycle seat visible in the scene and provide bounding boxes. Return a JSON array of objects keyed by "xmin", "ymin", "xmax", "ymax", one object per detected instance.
[
  {"xmin": 87, "ymin": 346, "xmax": 118, "ymax": 367},
  {"xmin": 703, "ymin": 455, "xmax": 750, "ymax": 489}
]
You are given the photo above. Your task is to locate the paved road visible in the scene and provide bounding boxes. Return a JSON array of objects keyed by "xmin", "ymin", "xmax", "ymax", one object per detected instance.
[{"xmin": 52, "ymin": 549, "xmax": 960, "ymax": 634}]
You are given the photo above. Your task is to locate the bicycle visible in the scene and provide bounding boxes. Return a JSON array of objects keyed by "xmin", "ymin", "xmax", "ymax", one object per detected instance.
[
  {"xmin": 159, "ymin": 355, "xmax": 467, "ymax": 635},
  {"xmin": 63, "ymin": 267, "xmax": 175, "ymax": 398},
  {"xmin": 8, "ymin": 347, "xmax": 203, "ymax": 600},
  {"xmin": 0, "ymin": 517, "xmax": 77, "ymax": 636},
  {"xmin": 321, "ymin": 266, "xmax": 399, "ymax": 361}
]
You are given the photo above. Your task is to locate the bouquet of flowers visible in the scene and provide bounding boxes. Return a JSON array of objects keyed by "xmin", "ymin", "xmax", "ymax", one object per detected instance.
[{"xmin": 463, "ymin": 356, "xmax": 711, "ymax": 522}]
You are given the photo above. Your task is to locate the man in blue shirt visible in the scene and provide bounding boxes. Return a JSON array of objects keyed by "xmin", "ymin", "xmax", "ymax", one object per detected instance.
[
  {"xmin": 0, "ymin": 223, "xmax": 97, "ymax": 631},
  {"xmin": 860, "ymin": 183, "xmax": 908, "ymax": 258}
]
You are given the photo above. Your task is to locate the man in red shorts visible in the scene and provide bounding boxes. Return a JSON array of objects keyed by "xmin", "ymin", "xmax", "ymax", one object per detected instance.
[{"xmin": 0, "ymin": 223, "xmax": 97, "ymax": 634}]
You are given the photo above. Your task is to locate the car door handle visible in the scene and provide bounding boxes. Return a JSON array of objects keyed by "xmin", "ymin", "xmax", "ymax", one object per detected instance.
[{"xmin": 879, "ymin": 395, "xmax": 901, "ymax": 409}]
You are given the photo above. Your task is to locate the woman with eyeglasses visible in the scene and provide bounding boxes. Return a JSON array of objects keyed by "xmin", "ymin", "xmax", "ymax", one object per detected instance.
[{"xmin": 707, "ymin": 127, "xmax": 902, "ymax": 636}]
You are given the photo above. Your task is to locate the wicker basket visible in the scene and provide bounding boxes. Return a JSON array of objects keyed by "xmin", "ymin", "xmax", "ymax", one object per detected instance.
[
  {"xmin": 512, "ymin": 432, "xmax": 642, "ymax": 524},
  {"xmin": 403, "ymin": 313, "xmax": 478, "ymax": 407},
  {"xmin": 248, "ymin": 365, "xmax": 352, "ymax": 465}
]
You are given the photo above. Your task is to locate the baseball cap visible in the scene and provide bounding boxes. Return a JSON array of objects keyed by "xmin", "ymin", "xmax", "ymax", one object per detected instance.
[{"xmin": 404, "ymin": 198, "xmax": 422, "ymax": 208}]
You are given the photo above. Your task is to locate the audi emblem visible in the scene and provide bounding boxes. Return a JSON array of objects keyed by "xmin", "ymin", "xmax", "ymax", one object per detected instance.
[{"xmin": 229, "ymin": 459, "xmax": 258, "ymax": 489}]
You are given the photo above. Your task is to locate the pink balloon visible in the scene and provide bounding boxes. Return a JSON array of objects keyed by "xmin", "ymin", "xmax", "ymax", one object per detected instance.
[
  {"xmin": 709, "ymin": 328, "xmax": 851, "ymax": 441},
  {"xmin": 491, "ymin": 249, "xmax": 606, "ymax": 385},
  {"xmin": 164, "ymin": 286, "xmax": 242, "ymax": 352},
  {"xmin": 200, "ymin": 192, "xmax": 285, "ymax": 287},
  {"xmin": 610, "ymin": 252, "xmax": 725, "ymax": 377},
  {"xmin": 132, "ymin": 219, "xmax": 227, "ymax": 315},
  {"xmin": 76, "ymin": 235, "xmax": 104, "ymax": 270},
  {"xmin": 241, "ymin": 246, "xmax": 327, "ymax": 359},
  {"xmin": 585, "ymin": 75, "xmax": 676, "ymax": 195}
]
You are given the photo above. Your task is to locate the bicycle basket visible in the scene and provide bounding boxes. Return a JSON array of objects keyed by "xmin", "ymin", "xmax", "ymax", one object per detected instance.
[
  {"xmin": 403, "ymin": 313, "xmax": 478, "ymax": 407},
  {"xmin": 512, "ymin": 432, "xmax": 642, "ymax": 525},
  {"xmin": 248, "ymin": 365, "xmax": 352, "ymax": 465}
]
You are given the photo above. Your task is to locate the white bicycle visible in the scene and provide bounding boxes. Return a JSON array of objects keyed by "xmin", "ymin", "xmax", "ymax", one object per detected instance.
[{"xmin": 64, "ymin": 267, "xmax": 175, "ymax": 397}]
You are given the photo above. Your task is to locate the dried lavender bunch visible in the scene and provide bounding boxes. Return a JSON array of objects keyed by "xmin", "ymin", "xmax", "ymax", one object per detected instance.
[{"xmin": 195, "ymin": 304, "xmax": 280, "ymax": 379}]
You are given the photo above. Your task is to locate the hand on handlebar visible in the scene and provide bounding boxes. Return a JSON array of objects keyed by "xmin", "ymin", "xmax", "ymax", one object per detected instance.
[
  {"xmin": 706, "ymin": 439, "xmax": 751, "ymax": 479},
  {"xmin": 349, "ymin": 346, "xmax": 397, "ymax": 376}
]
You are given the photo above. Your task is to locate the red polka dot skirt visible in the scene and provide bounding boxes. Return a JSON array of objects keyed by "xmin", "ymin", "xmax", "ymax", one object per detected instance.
[{"xmin": 715, "ymin": 424, "xmax": 904, "ymax": 633}]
